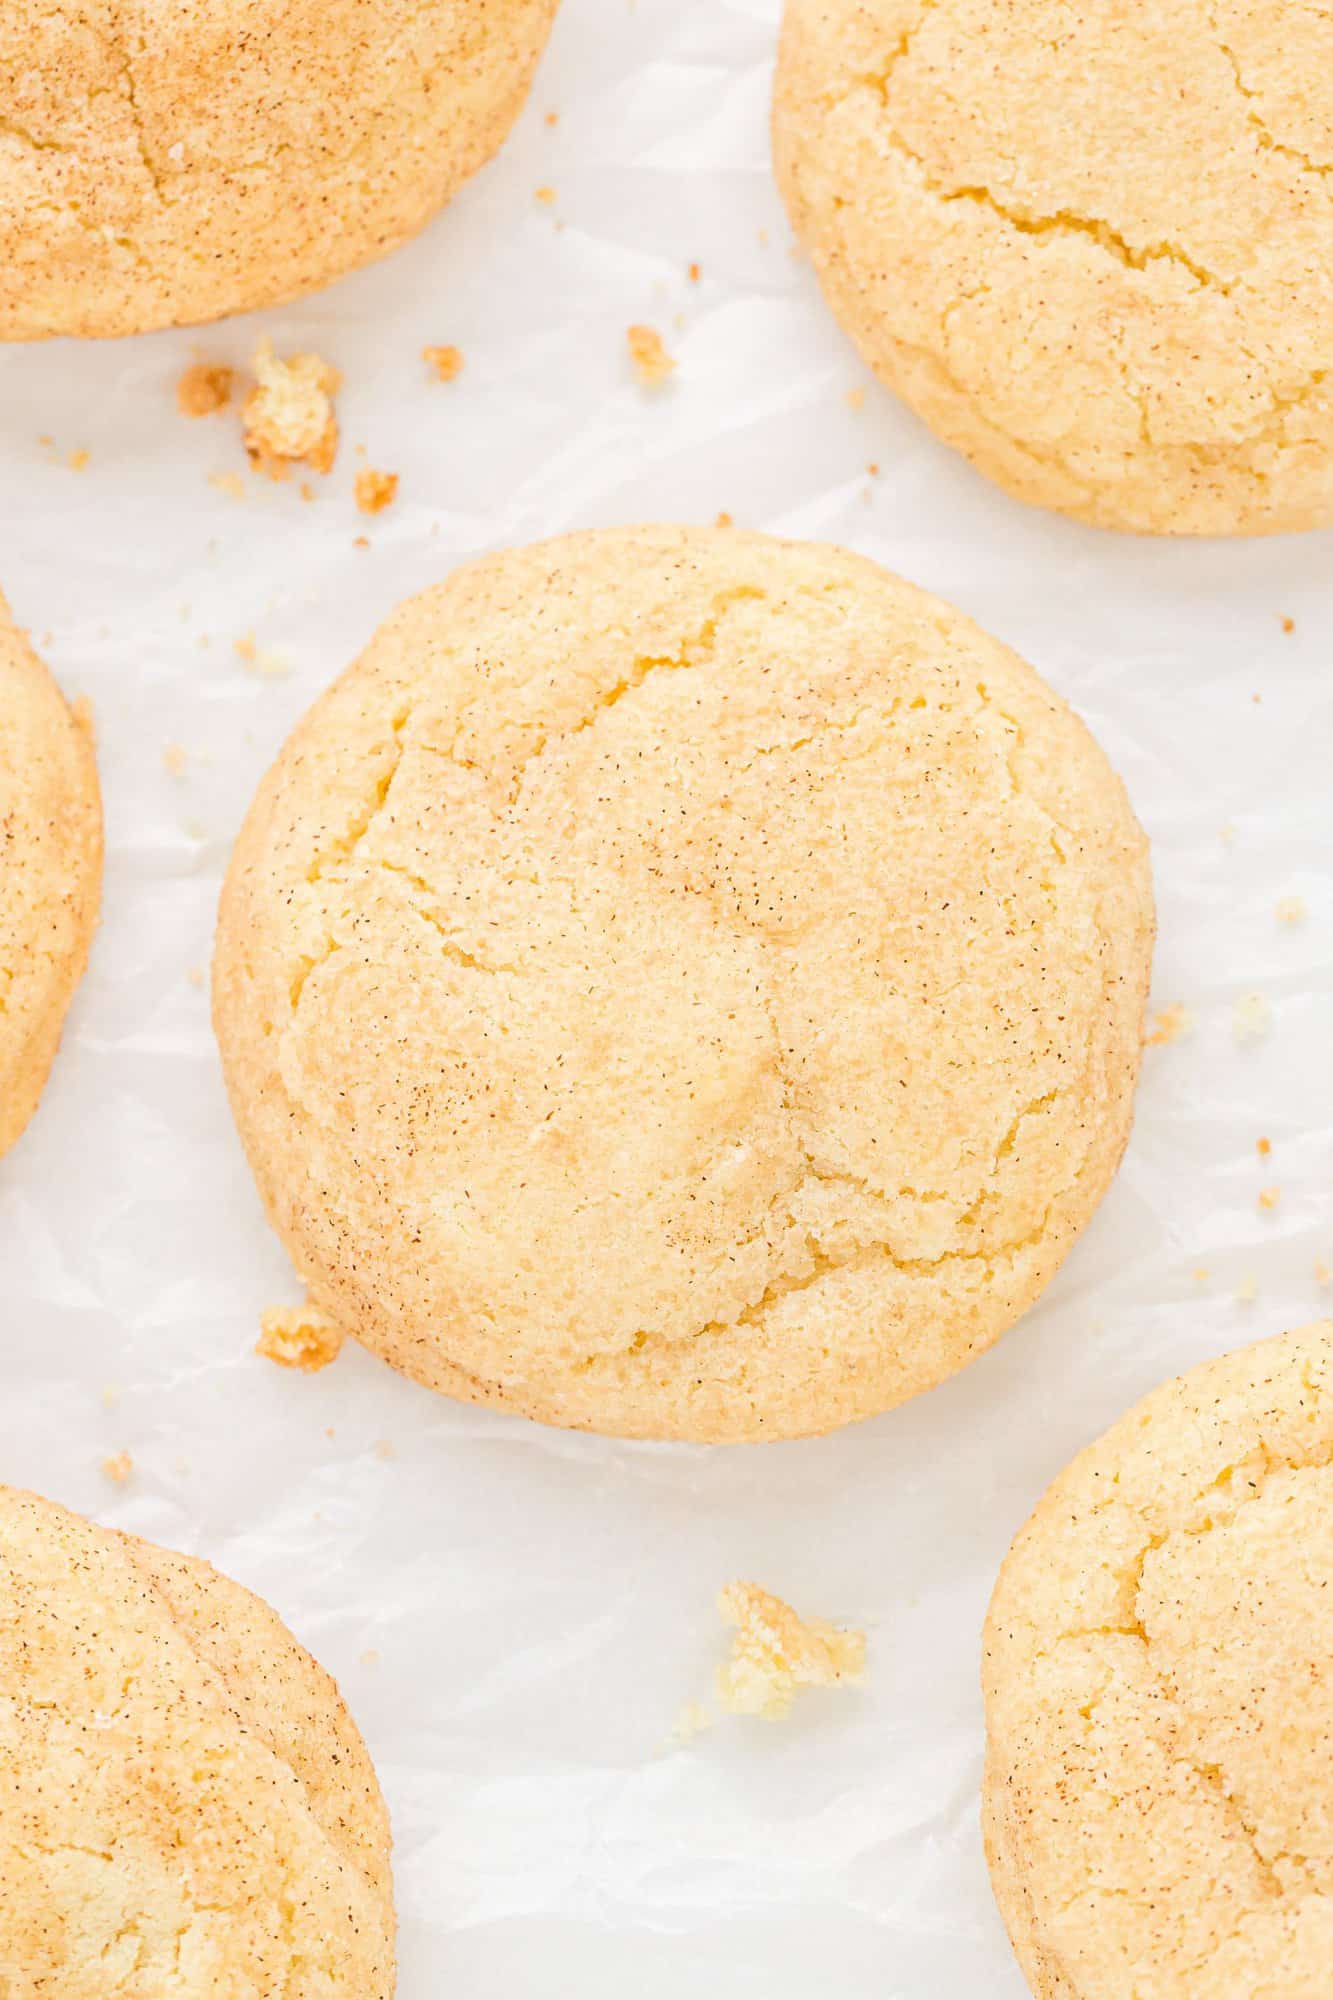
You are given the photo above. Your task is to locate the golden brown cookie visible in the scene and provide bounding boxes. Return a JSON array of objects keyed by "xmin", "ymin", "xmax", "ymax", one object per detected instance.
[
  {"xmin": 983, "ymin": 1323, "xmax": 1333, "ymax": 1999},
  {"xmin": 0, "ymin": 0, "xmax": 559, "ymax": 338},
  {"xmin": 0, "ymin": 1482, "xmax": 395, "ymax": 1997},
  {"xmin": 774, "ymin": 0, "xmax": 1333, "ymax": 534},
  {"xmin": 214, "ymin": 525, "xmax": 1152, "ymax": 1443},
  {"xmin": 0, "ymin": 601, "xmax": 101, "ymax": 1156}
]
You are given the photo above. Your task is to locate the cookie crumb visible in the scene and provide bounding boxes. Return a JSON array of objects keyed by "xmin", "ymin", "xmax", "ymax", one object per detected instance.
[
  {"xmin": 101, "ymin": 1450, "xmax": 133, "ymax": 1486},
  {"xmin": 1235, "ymin": 1274, "xmax": 1258, "ymax": 1304},
  {"xmin": 234, "ymin": 631, "xmax": 290, "ymax": 679},
  {"xmin": 715, "ymin": 1582, "xmax": 865, "ymax": 1721},
  {"xmin": 845, "ymin": 386, "xmax": 865, "ymax": 410},
  {"xmin": 209, "ymin": 471, "xmax": 246, "ymax": 501},
  {"xmin": 1256, "ymin": 1136, "xmax": 1271, "ymax": 1157},
  {"xmin": 163, "ymin": 742, "xmax": 187, "ymax": 777},
  {"xmin": 67, "ymin": 448, "xmax": 90, "ymax": 472},
  {"xmin": 1276, "ymin": 895, "xmax": 1307, "ymax": 926},
  {"xmin": 423, "ymin": 343, "xmax": 464, "ymax": 383},
  {"xmin": 535, "ymin": 183, "xmax": 556, "ymax": 205},
  {"xmin": 257, "ymin": 1302, "xmax": 345, "ymax": 1373},
  {"xmin": 715, "ymin": 510, "xmax": 734, "ymax": 529},
  {"xmin": 672, "ymin": 1699, "xmax": 713, "ymax": 1745},
  {"xmin": 545, "ymin": 110, "xmax": 559, "ymax": 127},
  {"xmin": 372, "ymin": 1438, "xmax": 396, "ymax": 1462},
  {"xmin": 688, "ymin": 260, "xmax": 702, "ymax": 283},
  {"xmin": 627, "ymin": 323, "xmax": 676, "ymax": 386},
  {"xmin": 1257, "ymin": 1185, "xmax": 1281, "ymax": 1213},
  {"xmin": 1191, "ymin": 1266, "xmax": 1210, "ymax": 1282},
  {"xmin": 1316, "ymin": 1260, "xmax": 1331, "ymax": 1288},
  {"xmin": 243, "ymin": 339, "xmax": 340, "ymax": 479},
  {"xmin": 360, "ymin": 1647, "xmax": 381, "ymax": 1667},
  {"xmin": 355, "ymin": 468, "xmax": 399, "ymax": 516},
  {"xmin": 1280, "ymin": 615, "xmax": 1295, "ymax": 633},
  {"xmin": 177, "ymin": 362, "xmax": 234, "ymax": 418},
  {"xmin": 1145, "ymin": 1002, "xmax": 1194, "ymax": 1047},
  {"xmin": 1233, "ymin": 992, "xmax": 1272, "ymax": 1044}
]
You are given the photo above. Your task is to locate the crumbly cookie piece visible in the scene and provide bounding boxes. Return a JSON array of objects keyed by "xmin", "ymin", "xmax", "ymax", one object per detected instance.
[
  {"xmin": 243, "ymin": 342, "xmax": 341, "ymax": 479},
  {"xmin": 0, "ymin": 1483, "xmax": 395, "ymax": 1996},
  {"xmin": 258, "ymin": 1300, "xmax": 345, "ymax": 1371},
  {"xmin": 984, "ymin": 1323, "xmax": 1333, "ymax": 1999},
  {"xmin": 0, "ymin": 1, "xmax": 561, "ymax": 338},
  {"xmin": 213, "ymin": 525, "xmax": 1152, "ymax": 1442},
  {"xmin": 716, "ymin": 1582, "xmax": 865, "ymax": 1719},
  {"xmin": 0, "ymin": 599, "xmax": 102, "ymax": 1156},
  {"xmin": 774, "ymin": 0, "xmax": 1333, "ymax": 534}
]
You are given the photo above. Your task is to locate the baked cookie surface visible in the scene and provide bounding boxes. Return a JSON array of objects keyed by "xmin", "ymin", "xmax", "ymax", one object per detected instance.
[
  {"xmin": 214, "ymin": 525, "xmax": 1152, "ymax": 1442},
  {"xmin": 0, "ymin": 1483, "xmax": 395, "ymax": 1998},
  {"xmin": 774, "ymin": 0, "xmax": 1333, "ymax": 535},
  {"xmin": 0, "ymin": 0, "xmax": 559, "ymax": 338},
  {"xmin": 983, "ymin": 1323, "xmax": 1333, "ymax": 1999},
  {"xmin": 0, "ymin": 602, "xmax": 101, "ymax": 1156}
]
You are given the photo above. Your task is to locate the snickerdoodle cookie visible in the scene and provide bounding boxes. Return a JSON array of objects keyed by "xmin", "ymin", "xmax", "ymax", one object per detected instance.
[
  {"xmin": 214, "ymin": 526, "xmax": 1152, "ymax": 1443},
  {"xmin": 774, "ymin": 0, "xmax": 1333, "ymax": 534},
  {"xmin": 0, "ymin": 1483, "xmax": 395, "ymax": 1997},
  {"xmin": 984, "ymin": 1323, "xmax": 1333, "ymax": 1999},
  {"xmin": 0, "ymin": 0, "xmax": 559, "ymax": 337},
  {"xmin": 0, "ymin": 601, "xmax": 101, "ymax": 1156}
]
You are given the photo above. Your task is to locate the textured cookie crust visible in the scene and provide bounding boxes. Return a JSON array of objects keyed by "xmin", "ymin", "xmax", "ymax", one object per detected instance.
[
  {"xmin": 983, "ymin": 1324, "xmax": 1333, "ymax": 1999},
  {"xmin": 0, "ymin": 0, "xmax": 559, "ymax": 338},
  {"xmin": 774, "ymin": 0, "xmax": 1333, "ymax": 535},
  {"xmin": 214, "ymin": 525, "xmax": 1152, "ymax": 1443},
  {"xmin": 0, "ymin": 602, "xmax": 101, "ymax": 1157},
  {"xmin": 0, "ymin": 1483, "xmax": 395, "ymax": 1998}
]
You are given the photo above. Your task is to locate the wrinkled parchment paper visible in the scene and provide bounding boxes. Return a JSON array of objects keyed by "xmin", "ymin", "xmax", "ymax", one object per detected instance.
[{"xmin": 2, "ymin": 2, "xmax": 1330, "ymax": 1992}]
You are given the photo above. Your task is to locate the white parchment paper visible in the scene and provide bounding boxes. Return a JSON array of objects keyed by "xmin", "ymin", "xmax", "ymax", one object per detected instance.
[{"xmin": 2, "ymin": 2, "xmax": 1331, "ymax": 1993}]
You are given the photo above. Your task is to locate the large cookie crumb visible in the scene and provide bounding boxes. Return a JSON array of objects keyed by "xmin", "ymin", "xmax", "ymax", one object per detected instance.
[
  {"xmin": 257, "ymin": 1302, "xmax": 345, "ymax": 1372},
  {"xmin": 243, "ymin": 341, "xmax": 340, "ymax": 480},
  {"xmin": 715, "ymin": 1581, "xmax": 865, "ymax": 1720}
]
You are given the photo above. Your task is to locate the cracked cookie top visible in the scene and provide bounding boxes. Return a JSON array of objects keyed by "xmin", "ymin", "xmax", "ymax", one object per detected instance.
[
  {"xmin": 983, "ymin": 1323, "xmax": 1333, "ymax": 2000},
  {"xmin": 774, "ymin": 0, "xmax": 1333, "ymax": 534},
  {"xmin": 0, "ymin": 1483, "xmax": 395, "ymax": 1998},
  {"xmin": 213, "ymin": 525, "xmax": 1152, "ymax": 1442},
  {"xmin": 0, "ymin": 598, "xmax": 101, "ymax": 1158},
  {"xmin": 0, "ymin": 0, "xmax": 559, "ymax": 338}
]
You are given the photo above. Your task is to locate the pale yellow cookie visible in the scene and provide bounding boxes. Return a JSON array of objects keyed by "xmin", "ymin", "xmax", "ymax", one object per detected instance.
[
  {"xmin": 774, "ymin": 0, "xmax": 1333, "ymax": 535},
  {"xmin": 983, "ymin": 1323, "xmax": 1333, "ymax": 1999},
  {"xmin": 0, "ymin": 600, "xmax": 101, "ymax": 1156},
  {"xmin": 0, "ymin": 0, "xmax": 559, "ymax": 338},
  {"xmin": 214, "ymin": 525, "xmax": 1152, "ymax": 1443},
  {"xmin": 0, "ymin": 1482, "xmax": 395, "ymax": 1997}
]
